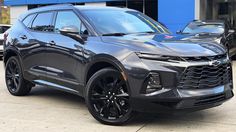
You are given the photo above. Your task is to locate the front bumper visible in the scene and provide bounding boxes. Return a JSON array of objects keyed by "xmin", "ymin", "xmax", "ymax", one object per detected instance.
[
  {"xmin": 131, "ymin": 83, "xmax": 233, "ymax": 113},
  {"xmin": 122, "ymin": 53, "xmax": 233, "ymax": 113}
]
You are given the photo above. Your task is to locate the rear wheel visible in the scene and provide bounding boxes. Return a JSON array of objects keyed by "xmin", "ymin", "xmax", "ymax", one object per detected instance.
[
  {"xmin": 85, "ymin": 68, "xmax": 134, "ymax": 125},
  {"xmin": 5, "ymin": 56, "xmax": 33, "ymax": 96}
]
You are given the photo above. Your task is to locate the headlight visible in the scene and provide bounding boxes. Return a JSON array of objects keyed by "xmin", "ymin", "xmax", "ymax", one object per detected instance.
[{"xmin": 136, "ymin": 52, "xmax": 182, "ymax": 61}]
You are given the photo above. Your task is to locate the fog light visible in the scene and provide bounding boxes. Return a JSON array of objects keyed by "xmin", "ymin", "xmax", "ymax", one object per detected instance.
[{"xmin": 146, "ymin": 73, "xmax": 162, "ymax": 93}]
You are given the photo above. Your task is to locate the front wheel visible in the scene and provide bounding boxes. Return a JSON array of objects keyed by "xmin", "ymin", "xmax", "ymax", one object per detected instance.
[{"xmin": 85, "ymin": 68, "xmax": 134, "ymax": 125}]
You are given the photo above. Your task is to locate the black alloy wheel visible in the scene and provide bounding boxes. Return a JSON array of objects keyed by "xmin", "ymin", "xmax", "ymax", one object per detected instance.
[
  {"xmin": 6, "ymin": 58, "xmax": 20, "ymax": 92},
  {"xmin": 86, "ymin": 68, "xmax": 134, "ymax": 125},
  {"xmin": 5, "ymin": 56, "xmax": 32, "ymax": 96}
]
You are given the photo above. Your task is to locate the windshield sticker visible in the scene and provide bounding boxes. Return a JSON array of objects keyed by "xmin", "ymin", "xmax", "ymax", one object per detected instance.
[{"xmin": 165, "ymin": 35, "xmax": 174, "ymax": 39}]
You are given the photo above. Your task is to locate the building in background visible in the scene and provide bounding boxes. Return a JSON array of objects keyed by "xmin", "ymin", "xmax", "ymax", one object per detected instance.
[
  {"xmin": 198, "ymin": 0, "xmax": 236, "ymax": 30},
  {"xmin": 0, "ymin": 0, "xmax": 2, "ymax": 22},
  {"xmin": 3, "ymin": 0, "xmax": 236, "ymax": 32},
  {"xmin": 0, "ymin": 0, "xmax": 10, "ymax": 24}
]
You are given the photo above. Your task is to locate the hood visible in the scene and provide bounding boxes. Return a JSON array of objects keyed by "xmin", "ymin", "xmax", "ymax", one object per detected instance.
[{"xmin": 101, "ymin": 33, "xmax": 226, "ymax": 57}]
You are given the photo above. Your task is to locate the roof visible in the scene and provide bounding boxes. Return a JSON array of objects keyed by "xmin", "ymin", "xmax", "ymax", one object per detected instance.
[
  {"xmin": 75, "ymin": 5, "xmax": 132, "ymax": 11},
  {"xmin": 4, "ymin": 0, "xmax": 124, "ymax": 6},
  {"xmin": 18, "ymin": 4, "xmax": 74, "ymax": 20},
  {"xmin": 18, "ymin": 4, "xmax": 134, "ymax": 20},
  {"xmin": 25, "ymin": 4, "xmax": 74, "ymax": 13}
]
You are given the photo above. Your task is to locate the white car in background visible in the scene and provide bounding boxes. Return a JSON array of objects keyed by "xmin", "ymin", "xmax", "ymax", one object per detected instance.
[{"xmin": 0, "ymin": 24, "xmax": 11, "ymax": 58}]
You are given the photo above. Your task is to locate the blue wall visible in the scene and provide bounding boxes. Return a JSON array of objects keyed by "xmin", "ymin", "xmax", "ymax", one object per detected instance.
[
  {"xmin": 4, "ymin": 0, "xmax": 123, "ymax": 6},
  {"xmin": 5, "ymin": 0, "xmax": 195, "ymax": 33},
  {"xmin": 158, "ymin": 0, "xmax": 195, "ymax": 33}
]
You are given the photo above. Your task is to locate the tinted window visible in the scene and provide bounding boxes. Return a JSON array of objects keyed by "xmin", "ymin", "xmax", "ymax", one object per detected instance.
[
  {"xmin": 81, "ymin": 10, "xmax": 170, "ymax": 35},
  {"xmin": 55, "ymin": 11, "xmax": 81, "ymax": 33},
  {"xmin": 23, "ymin": 14, "xmax": 35, "ymax": 28},
  {"xmin": 31, "ymin": 12, "xmax": 54, "ymax": 32},
  {"xmin": 0, "ymin": 26, "xmax": 10, "ymax": 33}
]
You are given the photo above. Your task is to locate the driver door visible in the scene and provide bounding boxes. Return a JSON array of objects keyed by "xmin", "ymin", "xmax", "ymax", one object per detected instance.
[{"xmin": 44, "ymin": 10, "xmax": 87, "ymax": 93}]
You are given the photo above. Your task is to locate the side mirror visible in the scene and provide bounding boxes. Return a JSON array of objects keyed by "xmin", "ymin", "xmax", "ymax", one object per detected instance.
[
  {"xmin": 176, "ymin": 30, "xmax": 182, "ymax": 34},
  {"xmin": 59, "ymin": 25, "xmax": 85, "ymax": 44}
]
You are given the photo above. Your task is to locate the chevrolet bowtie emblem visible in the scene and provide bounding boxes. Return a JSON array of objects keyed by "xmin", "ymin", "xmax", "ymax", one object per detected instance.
[{"xmin": 209, "ymin": 60, "xmax": 221, "ymax": 67}]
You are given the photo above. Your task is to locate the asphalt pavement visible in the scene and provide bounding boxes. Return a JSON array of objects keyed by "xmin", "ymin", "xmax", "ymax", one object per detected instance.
[{"xmin": 0, "ymin": 60, "xmax": 236, "ymax": 132}]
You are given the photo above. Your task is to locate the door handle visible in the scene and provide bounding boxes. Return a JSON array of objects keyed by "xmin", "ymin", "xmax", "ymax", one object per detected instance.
[
  {"xmin": 20, "ymin": 35, "xmax": 27, "ymax": 40},
  {"xmin": 48, "ymin": 41, "xmax": 56, "ymax": 46}
]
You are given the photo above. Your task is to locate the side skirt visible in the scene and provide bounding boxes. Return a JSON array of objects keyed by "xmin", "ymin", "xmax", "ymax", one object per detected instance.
[{"xmin": 33, "ymin": 80, "xmax": 82, "ymax": 96}]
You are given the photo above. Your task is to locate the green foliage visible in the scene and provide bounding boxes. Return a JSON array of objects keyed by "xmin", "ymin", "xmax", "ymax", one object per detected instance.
[
  {"xmin": 1, "ymin": 7, "xmax": 10, "ymax": 24},
  {"xmin": 0, "ymin": 0, "xmax": 10, "ymax": 24}
]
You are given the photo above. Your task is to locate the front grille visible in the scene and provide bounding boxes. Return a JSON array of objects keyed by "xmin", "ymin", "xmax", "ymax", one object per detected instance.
[
  {"xmin": 182, "ymin": 54, "xmax": 227, "ymax": 62},
  {"xmin": 178, "ymin": 63, "xmax": 231, "ymax": 89}
]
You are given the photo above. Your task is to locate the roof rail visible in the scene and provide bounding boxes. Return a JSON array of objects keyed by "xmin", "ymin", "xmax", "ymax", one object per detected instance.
[{"xmin": 37, "ymin": 3, "xmax": 73, "ymax": 8}]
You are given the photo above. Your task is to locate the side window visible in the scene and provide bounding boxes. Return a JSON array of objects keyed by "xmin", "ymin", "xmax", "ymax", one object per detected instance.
[
  {"xmin": 55, "ymin": 11, "xmax": 81, "ymax": 33},
  {"xmin": 31, "ymin": 12, "xmax": 54, "ymax": 32},
  {"xmin": 0, "ymin": 26, "xmax": 10, "ymax": 33},
  {"xmin": 2, "ymin": 26, "xmax": 10, "ymax": 32},
  {"xmin": 22, "ymin": 14, "xmax": 35, "ymax": 28}
]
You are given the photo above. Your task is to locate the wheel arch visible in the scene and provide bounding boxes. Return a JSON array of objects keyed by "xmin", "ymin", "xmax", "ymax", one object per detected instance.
[
  {"xmin": 84, "ymin": 54, "xmax": 128, "ymax": 85},
  {"xmin": 3, "ymin": 48, "xmax": 21, "ymax": 66}
]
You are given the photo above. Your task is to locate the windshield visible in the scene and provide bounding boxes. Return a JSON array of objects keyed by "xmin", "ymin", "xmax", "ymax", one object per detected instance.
[
  {"xmin": 182, "ymin": 22, "xmax": 225, "ymax": 34},
  {"xmin": 81, "ymin": 9, "xmax": 170, "ymax": 35},
  {"xmin": 0, "ymin": 26, "xmax": 10, "ymax": 34}
]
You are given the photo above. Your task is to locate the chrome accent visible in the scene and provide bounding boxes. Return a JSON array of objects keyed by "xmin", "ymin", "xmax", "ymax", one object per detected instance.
[
  {"xmin": 142, "ymin": 56, "xmax": 229, "ymax": 67},
  {"xmin": 209, "ymin": 60, "xmax": 221, "ymax": 67},
  {"xmin": 34, "ymin": 80, "xmax": 79, "ymax": 93}
]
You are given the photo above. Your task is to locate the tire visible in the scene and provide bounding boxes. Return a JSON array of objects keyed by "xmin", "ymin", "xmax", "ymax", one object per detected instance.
[
  {"xmin": 85, "ymin": 68, "xmax": 134, "ymax": 125},
  {"xmin": 5, "ymin": 56, "xmax": 33, "ymax": 96}
]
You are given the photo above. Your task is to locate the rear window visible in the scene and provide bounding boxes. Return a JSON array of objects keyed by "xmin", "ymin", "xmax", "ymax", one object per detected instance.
[{"xmin": 31, "ymin": 12, "xmax": 54, "ymax": 32}]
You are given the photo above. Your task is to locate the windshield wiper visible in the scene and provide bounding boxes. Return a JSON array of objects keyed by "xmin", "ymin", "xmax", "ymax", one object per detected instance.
[
  {"xmin": 102, "ymin": 31, "xmax": 157, "ymax": 36},
  {"xmin": 102, "ymin": 33, "xmax": 127, "ymax": 36},
  {"xmin": 135, "ymin": 31, "xmax": 157, "ymax": 35},
  {"xmin": 132, "ymin": 31, "xmax": 158, "ymax": 34},
  {"xmin": 143, "ymin": 31, "xmax": 156, "ymax": 34}
]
